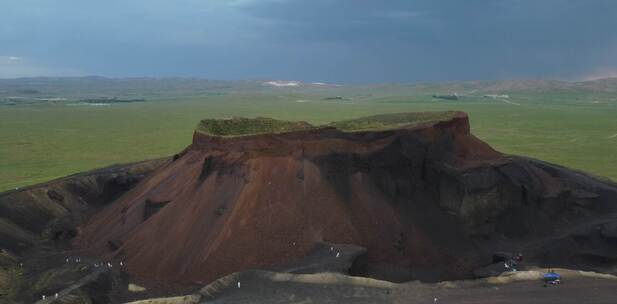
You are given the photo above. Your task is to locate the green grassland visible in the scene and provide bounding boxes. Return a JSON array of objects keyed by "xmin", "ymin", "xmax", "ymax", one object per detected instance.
[{"xmin": 0, "ymin": 78, "xmax": 616, "ymax": 191}]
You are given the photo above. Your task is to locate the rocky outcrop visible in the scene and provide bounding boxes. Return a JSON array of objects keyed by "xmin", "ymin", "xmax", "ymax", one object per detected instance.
[{"xmin": 0, "ymin": 159, "xmax": 166, "ymax": 253}]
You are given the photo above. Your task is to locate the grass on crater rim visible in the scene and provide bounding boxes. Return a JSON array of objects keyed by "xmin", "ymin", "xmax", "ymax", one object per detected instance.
[
  {"xmin": 196, "ymin": 117, "xmax": 315, "ymax": 136},
  {"xmin": 329, "ymin": 111, "xmax": 459, "ymax": 131},
  {"xmin": 196, "ymin": 111, "xmax": 459, "ymax": 136}
]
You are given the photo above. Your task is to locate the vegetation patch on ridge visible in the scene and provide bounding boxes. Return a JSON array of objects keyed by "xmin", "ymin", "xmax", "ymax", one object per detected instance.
[
  {"xmin": 329, "ymin": 111, "xmax": 459, "ymax": 132},
  {"xmin": 196, "ymin": 117, "xmax": 315, "ymax": 136},
  {"xmin": 196, "ymin": 111, "xmax": 458, "ymax": 136}
]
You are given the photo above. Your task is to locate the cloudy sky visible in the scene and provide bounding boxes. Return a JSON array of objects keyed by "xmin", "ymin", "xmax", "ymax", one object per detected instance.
[{"xmin": 1, "ymin": 0, "xmax": 616, "ymax": 83}]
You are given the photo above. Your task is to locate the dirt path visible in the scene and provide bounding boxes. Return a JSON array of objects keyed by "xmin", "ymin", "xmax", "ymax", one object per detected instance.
[
  {"xmin": 498, "ymin": 98, "xmax": 521, "ymax": 106},
  {"xmin": 197, "ymin": 270, "xmax": 617, "ymax": 304},
  {"xmin": 32, "ymin": 267, "xmax": 108, "ymax": 304},
  {"xmin": 395, "ymin": 277, "xmax": 617, "ymax": 304}
]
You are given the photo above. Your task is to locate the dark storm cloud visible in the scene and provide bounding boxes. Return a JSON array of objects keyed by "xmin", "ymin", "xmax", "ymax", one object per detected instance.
[{"xmin": 1, "ymin": 0, "xmax": 616, "ymax": 82}]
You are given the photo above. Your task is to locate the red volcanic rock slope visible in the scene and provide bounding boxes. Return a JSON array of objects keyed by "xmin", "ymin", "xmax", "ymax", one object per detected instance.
[{"xmin": 73, "ymin": 112, "xmax": 617, "ymax": 285}]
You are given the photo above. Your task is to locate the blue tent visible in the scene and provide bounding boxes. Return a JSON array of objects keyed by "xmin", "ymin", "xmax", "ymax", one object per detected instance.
[{"xmin": 543, "ymin": 272, "xmax": 561, "ymax": 282}]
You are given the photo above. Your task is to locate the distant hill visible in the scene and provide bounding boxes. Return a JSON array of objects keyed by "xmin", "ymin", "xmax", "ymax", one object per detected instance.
[
  {"xmin": 1, "ymin": 77, "xmax": 616, "ymax": 104},
  {"xmin": 409, "ymin": 78, "xmax": 617, "ymax": 95}
]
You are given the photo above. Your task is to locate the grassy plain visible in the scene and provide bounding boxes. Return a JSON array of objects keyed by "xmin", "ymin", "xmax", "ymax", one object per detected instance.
[{"xmin": 1, "ymin": 80, "xmax": 616, "ymax": 191}]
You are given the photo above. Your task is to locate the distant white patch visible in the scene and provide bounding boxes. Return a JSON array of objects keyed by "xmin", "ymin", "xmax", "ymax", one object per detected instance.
[
  {"xmin": 264, "ymin": 80, "xmax": 301, "ymax": 87},
  {"xmin": 609, "ymin": 133, "xmax": 617, "ymax": 139},
  {"xmin": 484, "ymin": 94, "xmax": 510, "ymax": 99},
  {"xmin": 8, "ymin": 56, "xmax": 21, "ymax": 61},
  {"xmin": 295, "ymin": 100, "xmax": 308, "ymax": 103},
  {"xmin": 581, "ymin": 68, "xmax": 617, "ymax": 81},
  {"xmin": 38, "ymin": 97, "xmax": 68, "ymax": 101},
  {"xmin": 67, "ymin": 102, "xmax": 110, "ymax": 106},
  {"xmin": 311, "ymin": 82, "xmax": 343, "ymax": 87},
  {"xmin": 496, "ymin": 98, "xmax": 520, "ymax": 106}
]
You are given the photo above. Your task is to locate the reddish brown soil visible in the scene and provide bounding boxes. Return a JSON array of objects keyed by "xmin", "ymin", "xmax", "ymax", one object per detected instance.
[{"xmin": 72, "ymin": 112, "xmax": 617, "ymax": 285}]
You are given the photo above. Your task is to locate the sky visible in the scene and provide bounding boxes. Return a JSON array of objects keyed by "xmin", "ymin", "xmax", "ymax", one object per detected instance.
[{"xmin": 1, "ymin": 0, "xmax": 616, "ymax": 83}]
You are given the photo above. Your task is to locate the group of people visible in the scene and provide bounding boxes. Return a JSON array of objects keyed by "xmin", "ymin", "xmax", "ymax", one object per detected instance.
[
  {"xmin": 330, "ymin": 246, "xmax": 341, "ymax": 258},
  {"xmin": 42, "ymin": 257, "xmax": 125, "ymax": 301},
  {"xmin": 503, "ymin": 253, "xmax": 523, "ymax": 272},
  {"xmin": 500, "ymin": 253, "xmax": 562, "ymax": 286},
  {"xmin": 65, "ymin": 257, "xmax": 80, "ymax": 263},
  {"xmin": 65, "ymin": 256, "xmax": 124, "ymax": 268},
  {"xmin": 92, "ymin": 261, "xmax": 123, "ymax": 268}
]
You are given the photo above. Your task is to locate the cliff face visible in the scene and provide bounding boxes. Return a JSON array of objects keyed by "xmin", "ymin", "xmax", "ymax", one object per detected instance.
[{"xmin": 73, "ymin": 112, "xmax": 617, "ymax": 284}]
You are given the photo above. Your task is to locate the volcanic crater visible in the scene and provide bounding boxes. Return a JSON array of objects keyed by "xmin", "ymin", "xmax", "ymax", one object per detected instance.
[{"xmin": 71, "ymin": 111, "xmax": 617, "ymax": 286}]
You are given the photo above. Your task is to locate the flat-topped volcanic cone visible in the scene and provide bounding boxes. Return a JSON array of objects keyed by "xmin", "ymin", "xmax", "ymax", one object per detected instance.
[{"xmin": 73, "ymin": 112, "xmax": 617, "ymax": 285}]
